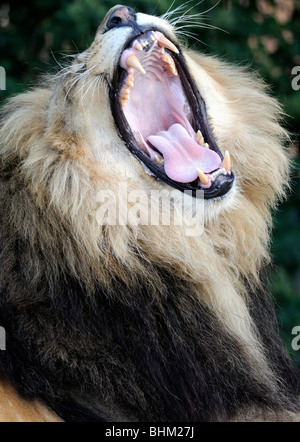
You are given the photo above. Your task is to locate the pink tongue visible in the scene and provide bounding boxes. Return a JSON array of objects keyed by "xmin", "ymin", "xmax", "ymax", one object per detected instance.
[{"xmin": 148, "ymin": 124, "xmax": 221, "ymax": 183}]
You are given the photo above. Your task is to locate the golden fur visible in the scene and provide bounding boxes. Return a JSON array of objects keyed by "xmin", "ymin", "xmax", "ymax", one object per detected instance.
[{"xmin": 0, "ymin": 6, "xmax": 299, "ymax": 421}]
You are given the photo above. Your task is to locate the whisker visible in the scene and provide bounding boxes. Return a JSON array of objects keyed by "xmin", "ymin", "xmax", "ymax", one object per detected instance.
[
  {"xmin": 175, "ymin": 30, "xmax": 208, "ymax": 47},
  {"xmin": 161, "ymin": 0, "xmax": 195, "ymax": 22},
  {"xmin": 175, "ymin": 23, "xmax": 228, "ymax": 34},
  {"xmin": 162, "ymin": 0, "xmax": 226, "ymax": 46},
  {"xmin": 82, "ymin": 74, "xmax": 99, "ymax": 105},
  {"xmin": 91, "ymin": 75, "xmax": 104, "ymax": 104},
  {"xmin": 50, "ymin": 49, "xmax": 65, "ymax": 69},
  {"xmin": 62, "ymin": 63, "xmax": 97, "ymax": 104},
  {"xmin": 166, "ymin": 0, "xmax": 206, "ymax": 26}
]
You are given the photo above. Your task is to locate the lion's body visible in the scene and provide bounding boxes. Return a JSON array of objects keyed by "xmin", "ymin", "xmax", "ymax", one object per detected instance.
[{"xmin": 0, "ymin": 7, "xmax": 299, "ymax": 422}]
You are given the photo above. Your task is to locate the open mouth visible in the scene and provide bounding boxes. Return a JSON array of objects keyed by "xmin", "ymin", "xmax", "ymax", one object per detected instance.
[{"xmin": 110, "ymin": 29, "xmax": 235, "ymax": 199}]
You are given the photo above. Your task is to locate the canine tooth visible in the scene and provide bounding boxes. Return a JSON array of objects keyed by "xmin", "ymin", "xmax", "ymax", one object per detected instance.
[
  {"xmin": 134, "ymin": 42, "xmax": 143, "ymax": 51},
  {"xmin": 126, "ymin": 55, "xmax": 146, "ymax": 75},
  {"xmin": 197, "ymin": 169, "xmax": 209, "ymax": 185},
  {"xmin": 221, "ymin": 150, "xmax": 231, "ymax": 172},
  {"xmin": 204, "ymin": 143, "xmax": 209, "ymax": 149},
  {"xmin": 154, "ymin": 155, "xmax": 164, "ymax": 166},
  {"xmin": 158, "ymin": 36, "xmax": 179, "ymax": 54}
]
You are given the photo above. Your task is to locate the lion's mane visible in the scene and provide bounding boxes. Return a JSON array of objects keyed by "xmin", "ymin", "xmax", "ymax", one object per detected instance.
[{"xmin": 0, "ymin": 8, "xmax": 299, "ymax": 422}]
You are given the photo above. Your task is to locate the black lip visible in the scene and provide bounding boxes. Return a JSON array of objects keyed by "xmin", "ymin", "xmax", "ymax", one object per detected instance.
[{"xmin": 109, "ymin": 30, "xmax": 235, "ymax": 199}]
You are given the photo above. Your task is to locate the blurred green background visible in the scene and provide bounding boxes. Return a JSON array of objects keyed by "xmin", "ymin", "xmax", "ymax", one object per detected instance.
[{"xmin": 0, "ymin": 0, "xmax": 299, "ymax": 365}]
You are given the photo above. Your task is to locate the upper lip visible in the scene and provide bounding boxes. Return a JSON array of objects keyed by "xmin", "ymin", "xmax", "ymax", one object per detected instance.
[{"xmin": 109, "ymin": 28, "xmax": 235, "ymax": 199}]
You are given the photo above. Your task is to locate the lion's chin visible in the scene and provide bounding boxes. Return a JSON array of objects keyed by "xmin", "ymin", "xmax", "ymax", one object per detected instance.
[{"xmin": 110, "ymin": 28, "xmax": 235, "ymax": 200}]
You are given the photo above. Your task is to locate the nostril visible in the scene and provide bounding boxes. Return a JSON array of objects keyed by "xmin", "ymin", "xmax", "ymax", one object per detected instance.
[
  {"xmin": 107, "ymin": 15, "xmax": 123, "ymax": 29},
  {"xmin": 112, "ymin": 17, "xmax": 122, "ymax": 25},
  {"xmin": 106, "ymin": 6, "xmax": 137, "ymax": 31}
]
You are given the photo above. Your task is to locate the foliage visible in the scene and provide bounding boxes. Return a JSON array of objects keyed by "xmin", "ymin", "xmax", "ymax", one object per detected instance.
[{"xmin": 0, "ymin": 0, "xmax": 299, "ymax": 365}]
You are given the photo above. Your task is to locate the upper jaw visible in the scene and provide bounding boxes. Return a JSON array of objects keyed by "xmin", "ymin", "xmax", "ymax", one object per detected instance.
[{"xmin": 109, "ymin": 26, "xmax": 235, "ymax": 200}]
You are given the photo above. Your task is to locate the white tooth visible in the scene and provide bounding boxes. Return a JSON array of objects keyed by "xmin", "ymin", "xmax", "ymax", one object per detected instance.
[
  {"xmin": 221, "ymin": 150, "xmax": 231, "ymax": 172},
  {"xmin": 196, "ymin": 131, "xmax": 204, "ymax": 146},
  {"xmin": 126, "ymin": 55, "xmax": 146, "ymax": 75},
  {"xmin": 125, "ymin": 74, "xmax": 134, "ymax": 89},
  {"xmin": 197, "ymin": 169, "xmax": 209, "ymax": 185},
  {"xmin": 134, "ymin": 42, "xmax": 143, "ymax": 51},
  {"xmin": 154, "ymin": 155, "xmax": 164, "ymax": 166},
  {"xmin": 158, "ymin": 35, "xmax": 179, "ymax": 54}
]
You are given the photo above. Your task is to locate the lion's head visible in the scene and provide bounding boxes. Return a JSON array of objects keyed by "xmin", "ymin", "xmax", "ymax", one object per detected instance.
[{"xmin": 0, "ymin": 5, "xmax": 299, "ymax": 422}]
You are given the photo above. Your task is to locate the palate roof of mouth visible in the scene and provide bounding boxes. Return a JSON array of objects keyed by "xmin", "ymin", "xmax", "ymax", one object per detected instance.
[{"xmin": 118, "ymin": 31, "xmax": 227, "ymax": 188}]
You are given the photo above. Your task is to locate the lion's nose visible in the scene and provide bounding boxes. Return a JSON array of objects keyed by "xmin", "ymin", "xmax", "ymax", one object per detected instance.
[{"xmin": 106, "ymin": 5, "xmax": 137, "ymax": 30}]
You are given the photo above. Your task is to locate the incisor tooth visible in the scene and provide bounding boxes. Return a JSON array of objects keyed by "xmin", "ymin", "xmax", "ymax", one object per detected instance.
[
  {"xmin": 134, "ymin": 42, "xmax": 143, "ymax": 51},
  {"xmin": 158, "ymin": 36, "xmax": 179, "ymax": 54},
  {"xmin": 197, "ymin": 169, "xmax": 209, "ymax": 185},
  {"xmin": 126, "ymin": 55, "xmax": 146, "ymax": 75},
  {"xmin": 221, "ymin": 150, "xmax": 231, "ymax": 172}
]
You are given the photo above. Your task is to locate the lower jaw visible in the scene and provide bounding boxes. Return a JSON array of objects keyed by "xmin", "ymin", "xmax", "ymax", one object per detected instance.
[{"xmin": 110, "ymin": 93, "xmax": 235, "ymax": 199}]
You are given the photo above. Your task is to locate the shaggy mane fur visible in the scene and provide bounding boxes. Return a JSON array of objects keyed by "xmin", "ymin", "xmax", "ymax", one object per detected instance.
[{"xmin": 0, "ymin": 7, "xmax": 299, "ymax": 422}]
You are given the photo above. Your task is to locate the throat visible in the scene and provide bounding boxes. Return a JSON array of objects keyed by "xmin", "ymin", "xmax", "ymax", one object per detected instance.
[{"xmin": 120, "ymin": 45, "xmax": 222, "ymax": 187}]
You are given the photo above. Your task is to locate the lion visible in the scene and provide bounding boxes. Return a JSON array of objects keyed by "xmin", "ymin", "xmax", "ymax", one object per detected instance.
[{"xmin": 0, "ymin": 5, "xmax": 299, "ymax": 422}]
